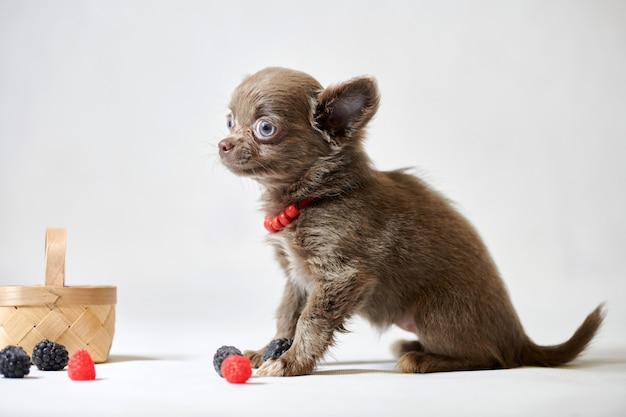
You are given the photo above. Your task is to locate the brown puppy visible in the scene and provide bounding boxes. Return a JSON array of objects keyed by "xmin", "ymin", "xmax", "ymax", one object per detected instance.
[{"xmin": 218, "ymin": 67, "xmax": 604, "ymax": 376}]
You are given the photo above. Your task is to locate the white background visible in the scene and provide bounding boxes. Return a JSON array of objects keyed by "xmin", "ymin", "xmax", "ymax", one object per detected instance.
[{"xmin": 1, "ymin": 1, "xmax": 625, "ymax": 415}]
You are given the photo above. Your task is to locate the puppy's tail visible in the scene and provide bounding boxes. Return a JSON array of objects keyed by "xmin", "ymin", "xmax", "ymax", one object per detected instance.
[{"xmin": 520, "ymin": 304, "xmax": 605, "ymax": 367}]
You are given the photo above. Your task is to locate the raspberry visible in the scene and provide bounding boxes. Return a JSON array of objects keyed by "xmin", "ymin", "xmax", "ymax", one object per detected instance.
[
  {"xmin": 221, "ymin": 354, "xmax": 252, "ymax": 384},
  {"xmin": 213, "ymin": 345, "xmax": 242, "ymax": 377},
  {"xmin": 262, "ymin": 338, "xmax": 293, "ymax": 362},
  {"xmin": 67, "ymin": 349, "xmax": 96, "ymax": 381},
  {"xmin": 0, "ymin": 345, "xmax": 31, "ymax": 378},
  {"xmin": 32, "ymin": 339, "xmax": 69, "ymax": 371}
]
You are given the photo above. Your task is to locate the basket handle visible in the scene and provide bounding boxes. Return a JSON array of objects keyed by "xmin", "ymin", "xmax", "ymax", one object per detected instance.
[{"xmin": 44, "ymin": 228, "xmax": 66, "ymax": 287}]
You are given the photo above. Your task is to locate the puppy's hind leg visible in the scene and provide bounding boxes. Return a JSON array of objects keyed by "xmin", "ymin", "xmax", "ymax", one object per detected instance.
[
  {"xmin": 390, "ymin": 339, "xmax": 425, "ymax": 358},
  {"xmin": 390, "ymin": 307, "xmax": 429, "ymax": 358},
  {"xmin": 397, "ymin": 351, "xmax": 500, "ymax": 373}
]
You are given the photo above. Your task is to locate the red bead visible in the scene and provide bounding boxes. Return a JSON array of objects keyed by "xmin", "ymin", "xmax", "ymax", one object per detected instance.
[
  {"xmin": 285, "ymin": 204, "xmax": 299, "ymax": 219},
  {"xmin": 264, "ymin": 198, "xmax": 317, "ymax": 233},
  {"xmin": 271, "ymin": 217, "xmax": 283, "ymax": 231},
  {"xmin": 264, "ymin": 216, "xmax": 276, "ymax": 233},
  {"xmin": 278, "ymin": 212, "xmax": 292, "ymax": 226}
]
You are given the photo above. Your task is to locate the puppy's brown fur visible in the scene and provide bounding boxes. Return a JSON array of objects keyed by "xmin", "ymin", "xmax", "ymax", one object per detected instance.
[{"xmin": 218, "ymin": 67, "xmax": 604, "ymax": 376}]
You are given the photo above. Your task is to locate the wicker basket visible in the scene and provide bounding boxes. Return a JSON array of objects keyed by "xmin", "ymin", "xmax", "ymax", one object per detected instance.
[{"xmin": 0, "ymin": 228, "xmax": 116, "ymax": 363}]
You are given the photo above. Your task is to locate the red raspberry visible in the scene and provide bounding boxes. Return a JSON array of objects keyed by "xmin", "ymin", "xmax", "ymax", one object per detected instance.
[
  {"xmin": 67, "ymin": 349, "xmax": 96, "ymax": 381},
  {"xmin": 221, "ymin": 355, "xmax": 252, "ymax": 384}
]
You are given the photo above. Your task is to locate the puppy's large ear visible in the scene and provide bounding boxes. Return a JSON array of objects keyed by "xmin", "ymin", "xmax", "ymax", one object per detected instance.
[{"xmin": 314, "ymin": 76, "xmax": 380, "ymax": 143}]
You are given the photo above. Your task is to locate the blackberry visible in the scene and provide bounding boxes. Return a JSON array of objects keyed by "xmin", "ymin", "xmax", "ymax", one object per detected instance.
[
  {"xmin": 213, "ymin": 345, "xmax": 243, "ymax": 377},
  {"xmin": 0, "ymin": 345, "xmax": 31, "ymax": 378},
  {"xmin": 262, "ymin": 338, "xmax": 293, "ymax": 362},
  {"xmin": 32, "ymin": 339, "xmax": 69, "ymax": 371}
]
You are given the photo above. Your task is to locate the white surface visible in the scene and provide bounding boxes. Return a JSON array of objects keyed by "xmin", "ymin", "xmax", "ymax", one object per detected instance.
[
  {"xmin": 1, "ymin": 1, "xmax": 625, "ymax": 416},
  {"xmin": 2, "ymin": 321, "xmax": 626, "ymax": 417}
]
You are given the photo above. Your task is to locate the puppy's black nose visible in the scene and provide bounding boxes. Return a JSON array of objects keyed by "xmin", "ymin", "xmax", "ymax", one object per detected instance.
[{"xmin": 218, "ymin": 138, "xmax": 234, "ymax": 156}]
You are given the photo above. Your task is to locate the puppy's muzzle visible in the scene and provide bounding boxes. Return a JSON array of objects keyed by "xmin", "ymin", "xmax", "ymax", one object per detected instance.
[{"xmin": 218, "ymin": 138, "xmax": 235, "ymax": 158}]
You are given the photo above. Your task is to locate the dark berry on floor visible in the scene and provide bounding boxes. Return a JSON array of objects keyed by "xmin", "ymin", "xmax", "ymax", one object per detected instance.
[
  {"xmin": 262, "ymin": 338, "xmax": 293, "ymax": 362},
  {"xmin": 213, "ymin": 345, "xmax": 242, "ymax": 377},
  {"xmin": 0, "ymin": 345, "xmax": 31, "ymax": 378},
  {"xmin": 32, "ymin": 339, "xmax": 69, "ymax": 371}
]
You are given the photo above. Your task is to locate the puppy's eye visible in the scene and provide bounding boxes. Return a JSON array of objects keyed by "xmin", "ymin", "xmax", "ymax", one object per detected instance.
[
  {"xmin": 253, "ymin": 118, "xmax": 278, "ymax": 141},
  {"xmin": 226, "ymin": 114, "xmax": 235, "ymax": 131}
]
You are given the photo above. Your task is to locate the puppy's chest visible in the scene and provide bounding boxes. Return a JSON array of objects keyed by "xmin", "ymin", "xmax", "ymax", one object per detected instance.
[{"xmin": 269, "ymin": 232, "xmax": 323, "ymax": 291}]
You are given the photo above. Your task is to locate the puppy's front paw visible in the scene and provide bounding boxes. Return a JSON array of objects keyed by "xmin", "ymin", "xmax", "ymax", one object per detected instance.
[
  {"xmin": 255, "ymin": 358, "xmax": 287, "ymax": 377},
  {"xmin": 243, "ymin": 349, "xmax": 264, "ymax": 368},
  {"xmin": 255, "ymin": 356, "xmax": 314, "ymax": 377}
]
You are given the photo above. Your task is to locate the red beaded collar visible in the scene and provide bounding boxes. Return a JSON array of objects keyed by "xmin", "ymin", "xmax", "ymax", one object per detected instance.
[{"xmin": 264, "ymin": 196, "xmax": 317, "ymax": 233}]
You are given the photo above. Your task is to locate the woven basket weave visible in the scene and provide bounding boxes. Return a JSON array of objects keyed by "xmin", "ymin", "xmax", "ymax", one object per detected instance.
[{"xmin": 0, "ymin": 228, "xmax": 116, "ymax": 363}]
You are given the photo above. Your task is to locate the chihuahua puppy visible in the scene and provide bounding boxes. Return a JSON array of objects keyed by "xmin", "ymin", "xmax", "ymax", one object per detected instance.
[{"xmin": 218, "ymin": 67, "xmax": 604, "ymax": 376}]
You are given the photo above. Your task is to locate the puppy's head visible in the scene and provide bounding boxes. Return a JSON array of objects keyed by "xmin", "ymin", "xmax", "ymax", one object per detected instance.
[{"xmin": 218, "ymin": 67, "xmax": 379, "ymax": 190}]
